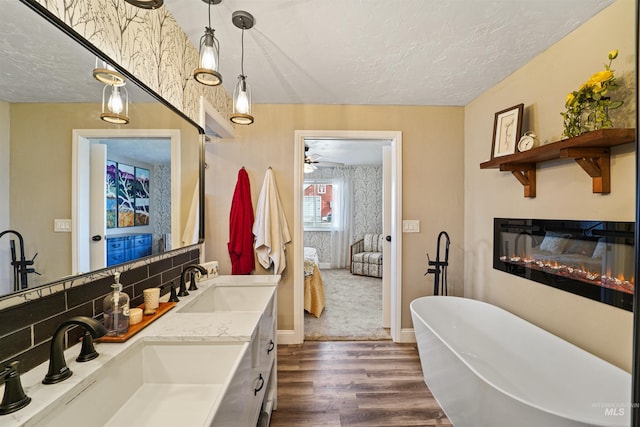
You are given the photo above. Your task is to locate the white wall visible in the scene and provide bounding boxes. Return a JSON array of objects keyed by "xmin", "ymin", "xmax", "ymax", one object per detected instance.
[{"xmin": 464, "ymin": 0, "xmax": 636, "ymax": 370}]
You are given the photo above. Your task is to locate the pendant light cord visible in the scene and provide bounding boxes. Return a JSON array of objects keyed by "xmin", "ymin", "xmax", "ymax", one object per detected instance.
[
  {"xmin": 240, "ymin": 27, "xmax": 245, "ymax": 77},
  {"xmin": 208, "ymin": 0, "xmax": 211, "ymax": 29}
]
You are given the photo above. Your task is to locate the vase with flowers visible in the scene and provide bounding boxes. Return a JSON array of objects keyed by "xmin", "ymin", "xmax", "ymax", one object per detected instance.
[{"xmin": 561, "ymin": 50, "xmax": 623, "ymax": 138}]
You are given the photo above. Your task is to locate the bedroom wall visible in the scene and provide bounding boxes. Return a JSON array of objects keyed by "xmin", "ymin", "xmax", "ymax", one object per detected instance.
[
  {"xmin": 204, "ymin": 104, "xmax": 465, "ymax": 332},
  {"xmin": 304, "ymin": 165, "xmax": 383, "ymax": 266},
  {"xmin": 464, "ymin": 0, "xmax": 636, "ymax": 370}
]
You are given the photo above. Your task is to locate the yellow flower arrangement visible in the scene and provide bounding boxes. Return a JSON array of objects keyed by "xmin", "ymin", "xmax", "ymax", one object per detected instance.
[{"xmin": 561, "ymin": 50, "xmax": 623, "ymax": 138}]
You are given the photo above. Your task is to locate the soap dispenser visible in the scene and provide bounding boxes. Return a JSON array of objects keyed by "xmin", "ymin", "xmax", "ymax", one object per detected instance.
[{"xmin": 103, "ymin": 272, "xmax": 130, "ymax": 336}]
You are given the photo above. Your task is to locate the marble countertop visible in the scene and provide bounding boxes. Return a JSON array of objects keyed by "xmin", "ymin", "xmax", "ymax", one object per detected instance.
[{"xmin": 5, "ymin": 274, "xmax": 280, "ymax": 426}]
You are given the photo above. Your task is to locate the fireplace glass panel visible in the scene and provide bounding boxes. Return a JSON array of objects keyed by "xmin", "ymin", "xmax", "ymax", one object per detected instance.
[{"xmin": 494, "ymin": 218, "xmax": 634, "ymax": 311}]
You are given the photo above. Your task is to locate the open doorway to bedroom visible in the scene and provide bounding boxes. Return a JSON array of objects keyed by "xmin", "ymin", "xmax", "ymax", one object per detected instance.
[{"xmin": 293, "ymin": 130, "xmax": 403, "ymax": 343}]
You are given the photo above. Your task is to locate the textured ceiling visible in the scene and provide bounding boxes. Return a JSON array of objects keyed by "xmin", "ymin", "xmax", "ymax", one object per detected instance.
[
  {"xmin": 165, "ymin": 0, "xmax": 616, "ymax": 106},
  {"xmin": 0, "ymin": 0, "xmax": 618, "ymax": 166}
]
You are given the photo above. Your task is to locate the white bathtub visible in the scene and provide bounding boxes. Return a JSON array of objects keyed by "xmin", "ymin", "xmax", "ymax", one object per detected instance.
[{"xmin": 410, "ymin": 296, "xmax": 631, "ymax": 427}]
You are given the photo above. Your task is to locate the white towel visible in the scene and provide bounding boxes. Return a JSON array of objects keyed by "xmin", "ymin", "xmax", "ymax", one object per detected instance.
[{"xmin": 253, "ymin": 168, "xmax": 291, "ymax": 274}]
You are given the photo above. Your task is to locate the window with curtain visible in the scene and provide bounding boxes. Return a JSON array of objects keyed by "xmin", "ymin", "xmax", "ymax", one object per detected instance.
[{"xmin": 303, "ymin": 181, "xmax": 336, "ymax": 230}]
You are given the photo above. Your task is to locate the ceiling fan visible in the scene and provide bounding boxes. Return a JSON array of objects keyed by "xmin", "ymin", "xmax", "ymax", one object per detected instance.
[
  {"xmin": 304, "ymin": 145, "xmax": 344, "ymax": 173},
  {"xmin": 304, "ymin": 145, "xmax": 321, "ymax": 172}
]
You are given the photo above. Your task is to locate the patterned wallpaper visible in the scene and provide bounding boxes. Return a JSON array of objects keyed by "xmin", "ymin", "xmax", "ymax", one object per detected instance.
[
  {"xmin": 304, "ymin": 165, "xmax": 383, "ymax": 265},
  {"xmin": 37, "ymin": 0, "xmax": 232, "ymax": 123},
  {"xmin": 152, "ymin": 164, "xmax": 171, "ymax": 252}
]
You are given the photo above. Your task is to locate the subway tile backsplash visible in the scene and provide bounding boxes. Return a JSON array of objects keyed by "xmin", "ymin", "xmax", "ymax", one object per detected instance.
[{"xmin": 0, "ymin": 248, "xmax": 200, "ymax": 373}]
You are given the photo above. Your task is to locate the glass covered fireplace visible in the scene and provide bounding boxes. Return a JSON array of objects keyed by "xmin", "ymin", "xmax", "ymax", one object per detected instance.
[{"xmin": 494, "ymin": 218, "xmax": 635, "ymax": 311}]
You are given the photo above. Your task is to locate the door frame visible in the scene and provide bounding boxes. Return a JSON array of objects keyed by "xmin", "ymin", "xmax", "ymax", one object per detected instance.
[
  {"xmin": 292, "ymin": 130, "xmax": 403, "ymax": 343},
  {"xmin": 71, "ymin": 129, "xmax": 181, "ymax": 275}
]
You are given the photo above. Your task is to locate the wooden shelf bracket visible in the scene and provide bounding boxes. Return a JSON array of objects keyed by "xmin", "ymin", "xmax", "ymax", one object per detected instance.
[
  {"xmin": 560, "ymin": 148, "xmax": 611, "ymax": 193},
  {"xmin": 479, "ymin": 129, "xmax": 635, "ymax": 198},
  {"xmin": 500, "ymin": 163, "xmax": 536, "ymax": 198}
]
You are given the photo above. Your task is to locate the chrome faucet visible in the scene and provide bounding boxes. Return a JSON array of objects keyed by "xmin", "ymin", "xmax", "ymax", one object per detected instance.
[
  {"xmin": 0, "ymin": 361, "xmax": 30, "ymax": 415},
  {"xmin": 178, "ymin": 264, "xmax": 207, "ymax": 296},
  {"xmin": 42, "ymin": 316, "xmax": 107, "ymax": 385}
]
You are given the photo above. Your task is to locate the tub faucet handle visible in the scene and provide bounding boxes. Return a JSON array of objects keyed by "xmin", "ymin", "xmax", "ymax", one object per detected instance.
[{"xmin": 0, "ymin": 361, "xmax": 31, "ymax": 415}]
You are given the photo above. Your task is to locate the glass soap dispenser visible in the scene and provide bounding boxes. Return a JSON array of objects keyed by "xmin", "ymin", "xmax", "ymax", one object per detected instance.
[{"xmin": 103, "ymin": 272, "xmax": 130, "ymax": 336}]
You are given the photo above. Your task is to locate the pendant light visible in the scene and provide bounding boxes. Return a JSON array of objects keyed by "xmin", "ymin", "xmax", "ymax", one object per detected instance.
[
  {"xmin": 93, "ymin": 58, "xmax": 125, "ymax": 87},
  {"xmin": 230, "ymin": 11, "xmax": 254, "ymax": 125},
  {"xmin": 193, "ymin": 0, "xmax": 223, "ymax": 86},
  {"xmin": 123, "ymin": 0, "xmax": 163, "ymax": 9},
  {"xmin": 100, "ymin": 83, "xmax": 129, "ymax": 125}
]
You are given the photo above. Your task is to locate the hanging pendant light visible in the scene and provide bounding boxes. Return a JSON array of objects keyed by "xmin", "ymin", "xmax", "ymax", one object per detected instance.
[
  {"xmin": 100, "ymin": 84, "xmax": 129, "ymax": 125},
  {"xmin": 230, "ymin": 11, "xmax": 254, "ymax": 125},
  {"xmin": 193, "ymin": 0, "xmax": 223, "ymax": 86},
  {"xmin": 123, "ymin": 0, "xmax": 163, "ymax": 9},
  {"xmin": 93, "ymin": 58, "xmax": 125, "ymax": 87}
]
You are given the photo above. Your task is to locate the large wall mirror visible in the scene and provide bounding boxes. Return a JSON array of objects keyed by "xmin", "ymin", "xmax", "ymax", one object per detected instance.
[{"xmin": 0, "ymin": 1, "xmax": 204, "ymax": 299}]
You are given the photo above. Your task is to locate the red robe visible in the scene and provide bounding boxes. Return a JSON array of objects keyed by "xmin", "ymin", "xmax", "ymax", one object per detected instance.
[{"xmin": 228, "ymin": 168, "xmax": 255, "ymax": 274}]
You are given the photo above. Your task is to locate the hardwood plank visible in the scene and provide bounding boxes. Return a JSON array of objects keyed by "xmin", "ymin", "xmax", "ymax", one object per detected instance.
[{"xmin": 270, "ymin": 341, "xmax": 452, "ymax": 427}]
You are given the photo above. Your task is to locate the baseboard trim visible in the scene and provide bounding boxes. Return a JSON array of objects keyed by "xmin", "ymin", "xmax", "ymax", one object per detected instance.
[
  {"xmin": 398, "ymin": 328, "xmax": 416, "ymax": 343},
  {"xmin": 318, "ymin": 262, "xmax": 331, "ymax": 269},
  {"xmin": 277, "ymin": 329, "xmax": 414, "ymax": 344},
  {"xmin": 277, "ymin": 329, "xmax": 300, "ymax": 345}
]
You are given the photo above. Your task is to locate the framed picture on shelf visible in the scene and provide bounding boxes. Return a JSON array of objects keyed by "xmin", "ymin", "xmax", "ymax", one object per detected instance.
[{"xmin": 490, "ymin": 103, "xmax": 524, "ymax": 159}]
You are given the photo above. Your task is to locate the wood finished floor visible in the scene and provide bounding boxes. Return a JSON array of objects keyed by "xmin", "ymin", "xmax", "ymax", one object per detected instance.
[{"xmin": 270, "ymin": 341, "xmax": 452, "ymax": 427}]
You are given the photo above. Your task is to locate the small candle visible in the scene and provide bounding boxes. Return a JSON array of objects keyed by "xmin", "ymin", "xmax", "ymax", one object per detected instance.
[{"xmin": 129, "ymin": 308, "xmax": 143, "ymax": 325}]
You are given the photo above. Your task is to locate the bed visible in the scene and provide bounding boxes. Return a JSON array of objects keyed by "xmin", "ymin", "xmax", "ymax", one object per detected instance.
[{"xmin": 304, "ymin": 247, "xmax": 325, "ymax": 317}]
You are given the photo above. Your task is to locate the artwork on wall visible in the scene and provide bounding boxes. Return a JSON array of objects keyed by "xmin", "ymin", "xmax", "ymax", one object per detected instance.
[
  {"xmin": 117, "ymin": 163, "xmax": 136, "ymax": 227},
  {"xmin": 108, "ymin": 162, "xmax": 152, "ymax": 228},
  {"xmin": 135, "ymin": 167, "xmax": 150, "ymax": 226},
  {"xmin": 490, "ymin": 103, "xmax": 524, "ymax": 159},
  {"xmin": 106, "ymin": 161, "xmax": 118, "ymax": 229}
]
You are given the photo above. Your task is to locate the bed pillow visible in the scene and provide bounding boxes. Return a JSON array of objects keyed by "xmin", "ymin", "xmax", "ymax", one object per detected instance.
[
  {"xmin": 564, "ymin": 239, "xmax": 598, "ymax": 257},
  {"xmin": 539, "ymin": 232, "xmax": 571, "ymax": 254}
]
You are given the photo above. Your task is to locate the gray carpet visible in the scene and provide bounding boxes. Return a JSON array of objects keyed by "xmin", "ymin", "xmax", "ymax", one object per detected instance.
[{"xmin": 305, "ymin": 268, "xmax": 391, "ymax": 341}]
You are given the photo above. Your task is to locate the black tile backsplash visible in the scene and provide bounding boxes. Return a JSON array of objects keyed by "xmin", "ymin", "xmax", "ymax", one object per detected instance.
[
  {"xmin": 0, "ymin": 248, "xmax": 200, "ymax": 373},
  {"xmin": 0, "ymin": 328, "xmax": 30, "ymax": 362},
  {"xmin": 0, "ymin": 292, "xmax": 66, "ymax": 337}
]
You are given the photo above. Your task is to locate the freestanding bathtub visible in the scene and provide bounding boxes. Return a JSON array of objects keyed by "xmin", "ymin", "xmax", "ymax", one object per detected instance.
[{"xmin": 410, "ymin": 296, "xmax": 631, "ymax": 427}]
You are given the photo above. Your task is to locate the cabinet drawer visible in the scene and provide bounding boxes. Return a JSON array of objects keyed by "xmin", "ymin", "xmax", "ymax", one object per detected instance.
[
  {"xmin": 133, "ymin": 234, "xmax": 152, "ymax": 246},
  {"xmin": 106, "ymin": 237, "xmax": 132, "ymax": 250},
  {"xmin": 132, "ymin": 246, "xmax": 151, "ymax": 259},
  {"xmin": 107, "ymin": 249, "xmax": 129, "ymax": 266}
]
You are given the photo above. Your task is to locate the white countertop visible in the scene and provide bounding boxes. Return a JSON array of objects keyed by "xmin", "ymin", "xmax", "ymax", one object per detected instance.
[{"xmin": 2, "ymin": 274, "xmax": 280, "ymax": 427}]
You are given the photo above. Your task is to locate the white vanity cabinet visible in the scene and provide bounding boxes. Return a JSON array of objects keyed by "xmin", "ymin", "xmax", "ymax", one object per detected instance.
[
  {"xmin": 251, "ymin": 292, "xmax": 277, "ymax": 425},
  {"xmin": 210, "ymin": 288, "xmax": 278, "ymax": 427}
]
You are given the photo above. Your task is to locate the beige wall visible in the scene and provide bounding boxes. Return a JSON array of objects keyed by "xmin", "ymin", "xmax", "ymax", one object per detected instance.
[
  {"xmin": 464, "ymin": 0, "xmax": 636, "ymax": 370},
  {"xmin": 0, "ymin": 100, "xmax": 10, "ymax": 295},
  {"xmin": 204, "ymin": 104, "xmax": 464, "ymax": 331},
  {"xmin": 8, "ymin": 102, "xmax": 200, "ymax": 288}
]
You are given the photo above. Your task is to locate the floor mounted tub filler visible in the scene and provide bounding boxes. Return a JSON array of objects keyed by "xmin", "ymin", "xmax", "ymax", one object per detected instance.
[{"xmin": 410, "ymin": 296, "xmax": 630, "ymax": 427}]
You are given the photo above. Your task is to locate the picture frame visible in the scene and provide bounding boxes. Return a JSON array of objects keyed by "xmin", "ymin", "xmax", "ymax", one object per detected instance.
[{"xmin": 490, "ymin": 103, "xmax": 524, "ymax": 159}]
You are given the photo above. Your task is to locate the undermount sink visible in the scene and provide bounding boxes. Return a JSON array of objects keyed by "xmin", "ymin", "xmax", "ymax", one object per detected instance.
[
  {"xmin": 178, "ymin": 284, "xmax": 275, "ymax": 313},
  {"xmin": 34, "ymin": 341, "xmax": 248, "ymax": 427}
]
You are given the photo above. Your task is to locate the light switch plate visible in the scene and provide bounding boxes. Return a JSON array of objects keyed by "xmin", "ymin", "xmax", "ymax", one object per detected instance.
[
  {"xmin": 54, "ymin": 219, "xmax": 72, "ymax": 232},
  {"xmin": 402, "ymin": 220, "xmax": 420, "ymax": 233}
]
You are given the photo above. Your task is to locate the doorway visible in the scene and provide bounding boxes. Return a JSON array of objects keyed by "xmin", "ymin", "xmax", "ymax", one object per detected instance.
[
  {"xmin": 293, "ymin": 130, "xmax": 403, "ymax": 344},
  {"xmin": 71, "ymin": 129, "xmax": 180, "ymax": 275}
]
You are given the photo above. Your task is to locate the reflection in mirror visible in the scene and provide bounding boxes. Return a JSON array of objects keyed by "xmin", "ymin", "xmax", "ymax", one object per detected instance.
[{"xmin": 0, "ymin": 1, "xmax": 202, "ymax": 297}]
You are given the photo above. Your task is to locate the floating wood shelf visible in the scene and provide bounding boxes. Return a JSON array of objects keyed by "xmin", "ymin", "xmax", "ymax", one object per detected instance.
[{"xmin": 479, "ymin": 128, "xmax": 635, "ymax": 198}]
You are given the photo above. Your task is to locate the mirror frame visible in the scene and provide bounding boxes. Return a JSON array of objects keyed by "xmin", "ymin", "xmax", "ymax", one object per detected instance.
[{"xmin": 0, "ymin": 0, "xmax": 206, "ymax": 309}]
